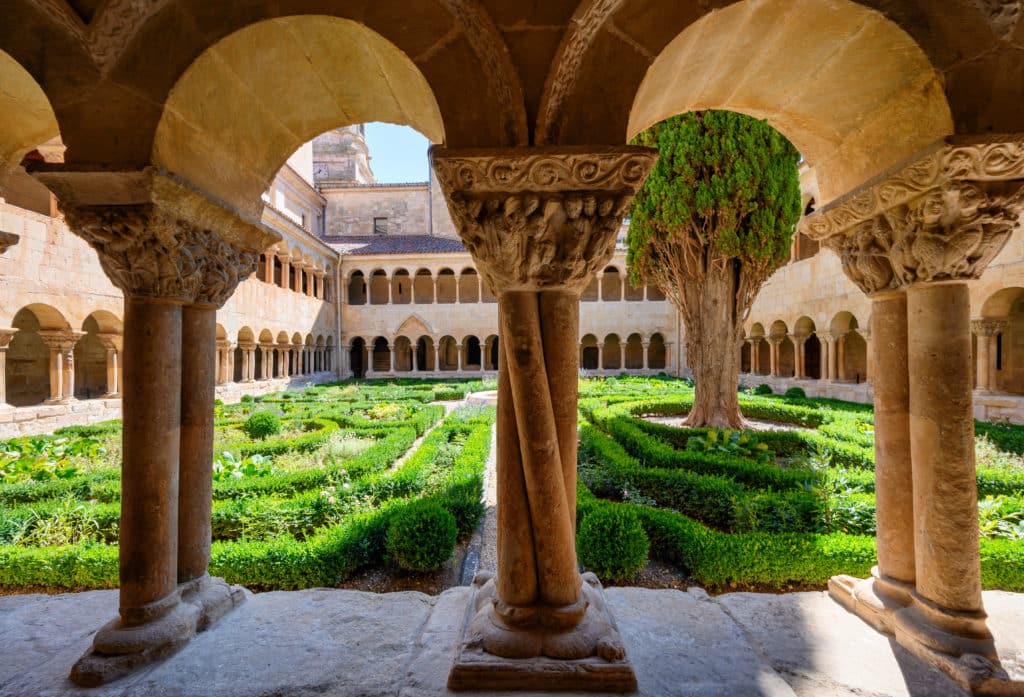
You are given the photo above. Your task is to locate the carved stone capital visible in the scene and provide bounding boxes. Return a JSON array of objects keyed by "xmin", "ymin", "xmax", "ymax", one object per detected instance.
[
  {"xmin": 0, "ymin": 231, "xmax": 19, "ymax": 255},
  {"xmin": 430, "ymin": 145, "xmax": 656, "ymax": 293},
  {"xmin": 32, "ymin": 167, "xmax": 277, "ymax": 305},
  {"xmin": 39, "ymin": 330, "xmax": 84, "ymax": 352},
  {"xmin": 767, "ymin": 334, "xmax": 786, "ymax": 347},
  {"xmin": 96, "ymin": 333, "xmax": 123, "ymax": 352},
  {"xmin": 801, "ymin": 136, "xmax": 1024, "ymax": 294},
  {"xmin": 972, "ymin": 318, "xmax": 1009, "ymax": 337}
]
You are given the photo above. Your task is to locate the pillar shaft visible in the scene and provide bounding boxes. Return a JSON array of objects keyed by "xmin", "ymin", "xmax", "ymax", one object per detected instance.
[
  {"xmin": 120, "ymin": 298, "xmax": 181, "ymax": 613},
  {"xmin": 178, "ymin": 305, "xmax": 215, "ymax": 584},
  {"xmin": 872, "ymin": 293, "xmax": 915, "ymax": 587},
  {"xmin": 907, "ymin": 283, "xmax": 982, "ymax": 613}
]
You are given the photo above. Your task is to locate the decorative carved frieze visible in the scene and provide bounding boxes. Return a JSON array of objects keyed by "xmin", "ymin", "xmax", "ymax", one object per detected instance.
[
  {"xmin": 971, "ymin": 318, "xmax": 1009, "ymax": 337},
  {"xmin": 430, "ymin": 146, "xmax": 657, "ymax": 293},
  {"xmin": 801, "ymin": 137, "xmax": 1024, "ymax": 294}
]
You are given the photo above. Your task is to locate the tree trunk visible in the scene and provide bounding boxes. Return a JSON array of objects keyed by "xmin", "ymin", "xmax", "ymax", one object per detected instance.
[{"xmin": 681, "ymin": 263, "xmax": 745, "ymax": 428}]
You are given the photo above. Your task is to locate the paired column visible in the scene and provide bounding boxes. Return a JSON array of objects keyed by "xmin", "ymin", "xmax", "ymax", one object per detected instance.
[
  {"xmin": 97, "ymin": 333, "xmax": 122, "ymax": 396},
  {"xmin": 642, "ymin": 340, "xmax": 650, "ymax": 370},
  {"xmin": 433, "ymin": 144, "xmax": 655, "ymax": 692},
  {"xmin": 802, "ymin": 135, "xmax": 1024, "ymax": 694},
  {"xmin": 39, "ymin": 331, "xmax": 82, "ymax": 403},
  {"xmin": 41, "ymin": 169, "xmax": 275, "ymax": 687},
  {"xmin": 971, "ymin": 319, "xmax": 1006, "ymax": 391},
  {"xmin": 767, "ymin": 335, "xmax": 783, "ymax": 377}
]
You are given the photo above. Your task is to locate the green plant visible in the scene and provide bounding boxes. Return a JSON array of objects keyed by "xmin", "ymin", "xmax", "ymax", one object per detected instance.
[
  {"xmin": 242, "ymin": 411, "xmax": 282, "ymax": 440},
  {"xmin": 754, "ymin": 384, "xmax": 774, "ymax": 396},
  {"xmin": 577, "ymin": 505, "xmax": 649, "ymax": 582},
  {"xmin": 367, "ymin": 402, "xmax": 408, "ymax": 421},
  {"xmin": 15, "ymin": 497, "xmax": 104, "ymax": 547},
  {"xmin": 686, "ymin": 429, "xmax": 772, "ymax": 464},
  {"xmin": 240, "ymin": 394, "xmax": 255, "ymax": 403},
  {"xmin": 784, "ymin": 387, "xmax": 807, "ymax": 399},
  {"xmin": 212, "ymin": 452, "xmax": 275, "ymax": 482},
  {"xmin": 978, "ymin": 496, "xmax": 1024, "ymax": 540},
  {"xmin": 385, "ymin": 499, "xmax": 458, "ymax": 571}
]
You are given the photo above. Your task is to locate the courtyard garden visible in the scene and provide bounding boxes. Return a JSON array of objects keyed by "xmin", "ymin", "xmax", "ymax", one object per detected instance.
[
  {"xmin": 574, "ymin": 376, "xmax": 1024, "ymax": 591},
  {"xmin": 1, "ymin": 376, "xmax": 1023, "ymax": 594},
  {"xmin": 0, "ymin": 380, "xmax": 493, "ymax": 592}
]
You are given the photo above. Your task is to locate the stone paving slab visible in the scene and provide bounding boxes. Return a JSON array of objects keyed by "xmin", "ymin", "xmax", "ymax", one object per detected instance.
[{"xmin": 1, "ymin": 587, "xmax": 1021, "ymax": 696}]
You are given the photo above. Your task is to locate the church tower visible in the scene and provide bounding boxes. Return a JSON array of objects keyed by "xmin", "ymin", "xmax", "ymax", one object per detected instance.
[{"xmin": 312, "ymin": 125, "xmax": 376, "ymax": 186}]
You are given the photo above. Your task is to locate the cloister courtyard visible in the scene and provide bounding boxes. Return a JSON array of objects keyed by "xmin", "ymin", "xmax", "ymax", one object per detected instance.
[{"xmin": 3, "ymin": 0, "xmax": 1024, "ymax": 695}]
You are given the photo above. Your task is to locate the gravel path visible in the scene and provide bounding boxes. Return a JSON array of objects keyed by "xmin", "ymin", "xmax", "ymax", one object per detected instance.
[{"xmin": 643, "ymin": 415, "xmax": 813, "ymax": 433}]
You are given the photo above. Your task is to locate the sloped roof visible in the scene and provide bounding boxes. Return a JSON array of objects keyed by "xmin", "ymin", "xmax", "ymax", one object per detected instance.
[{"xmin": 325, "ymin": 235, "xmax": 466, "ymax": 256}]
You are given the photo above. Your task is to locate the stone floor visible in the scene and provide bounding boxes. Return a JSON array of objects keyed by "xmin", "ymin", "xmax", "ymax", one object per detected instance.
[{"xmin": 2, "ymin": 586, "xmax": 1023, "ymax": 696}]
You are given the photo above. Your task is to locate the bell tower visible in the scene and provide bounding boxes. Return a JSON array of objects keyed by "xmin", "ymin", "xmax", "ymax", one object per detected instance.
[{"xmin": 312, "ymin": 125, "xmax": 375, "ymax": 186}]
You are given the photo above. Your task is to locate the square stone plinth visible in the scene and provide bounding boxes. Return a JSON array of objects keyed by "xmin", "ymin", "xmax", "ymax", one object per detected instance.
[{"xmin": 447, "ymin": 579, "xmax": 636, "ymax": 693}]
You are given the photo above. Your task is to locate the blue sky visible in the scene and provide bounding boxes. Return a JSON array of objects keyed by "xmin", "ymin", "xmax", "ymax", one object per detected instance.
[{"xmin": 364, "ymin": 122, "xmax": 431, "ymax": 183}]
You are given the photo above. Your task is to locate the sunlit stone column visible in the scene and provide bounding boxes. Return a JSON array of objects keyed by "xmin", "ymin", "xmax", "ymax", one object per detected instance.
[
  {"xmin": 767, "ymin": 335, "xmax": 782, "ymax": 377},
  {"xmin": 39, "ymin": 331, "xmax": 66, "ymax": 402},
  {"xmin": 971, "ymin": 319, "xmax": 1005, "ymax": 391},
  {"xmin": 802, "ymin": 136, "xmax": 1024, "ymax": 694},
  {"xmin": 642, "ymin": 339, "xmax": 650, "ymax": 371},
  {"xmin": 278, "ymin": 254, "xmax": 290, "ymax": 291},
  {"xmin": 59, "ymin": 334, "xmax": 82, "ymax": 400},
  {"xmin": 434, "ymin": 341, "xmax": 442, "ymax": 374},
  {"xmin": 433, "ymin": 144, "xmax": 655, "ymax": 691},
  {"xmin": 750, "ymin": 337, "xmax": 760, "ymax": 374},
  {"xmin": 0, "ymin": 329, "xmax": 14, "ymax": 406},
  {"xmin": 37, "ymin": 169, "xmax": 281, "ymax": 687},
  {"xmin": 97, "ymin": 333, "xmax": 122, "ymax": 396}
]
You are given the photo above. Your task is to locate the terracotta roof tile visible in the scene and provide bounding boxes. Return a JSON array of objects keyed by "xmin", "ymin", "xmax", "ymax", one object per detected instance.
[{"xmin": 324, "ymin": 235, "xmax": 466, "ymax": 256}]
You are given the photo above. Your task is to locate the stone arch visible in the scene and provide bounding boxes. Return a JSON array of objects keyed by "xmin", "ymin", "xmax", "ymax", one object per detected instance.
[
  {"xmin": 438, "ymin": 335, "xmax": 459, "ymax": 371},
  {"xmin": 0, "ymin": 49, "xmax": 60, "ymax": 188},
  {"xmin": 152, "ymin": 16, "xmax": 448, "ymax": 216},
  {"xmin": 624, "ymin": 332, "xmax": 644, "ymax": 370},
  {"xmin": 602, "ymin": 333, "xmax": 622, "ymax": 370},
  {"xmin": 349, "ymin": 337, "xmax": 367, "ymax": 379},
  {"xmin": 396, "ymin": 314, "xmax": 433, "ymax": 339},
  {"xmin": 624, "ymin": 273, "xmax": 645, "ymax": 301},
  {"xmin": 648, "ymin": 333, "xmax": 667, "ymax": 370},
  {"xmin": 580, "ymin": 333, "xmax": 599, "ymax": 370},
  {"xmin": 416, "ymin": 335, "xmax": 436, "ymax": 372},
  {"xmin": 437, "ymin": 268, "xmax": 457, "ymax": 304},
  {"xmin": 7, "ymin": 305, "xmax": 66, "ymax": 407},
  {"xmin": 459, "ymin": 268, "xmax": 480, "ymax": 304},
  {"xmin": 581, "ymin": 274, "xmax": 599, "ymax": 302},
  {"xmin": 980, "ymin": 288, "xmax": 1024, "ymax": 394},
  {"xmin": 413, "ymin": 268, "xmax": 434, "ymax": 304},
  {"xmin": 75, "ymin": 311, "xmax": 122, "ymax": 399},
  {"xmin": 371, "ymin": 336, "xmax": 391, "ymax": 373},
  {"xmin": 749, "ymin": 323, "xmax": 766, "ymax": 338},
  {"xmin": 484, "ymin": 334, "xmax": 500, "ymax": 371},
  {"xmin": 392, "ymin": 268, "xmax": 412, "ymax": 305},
  {"xmin": 795, "ymin": 316, "xmax": 821, "ymax": 380},
  {"xmin": 564, "ymin": 0, "xmax": 952, "ymax": 204},
  {"xmin": 831, "ymin": 312, "xmax": 866, "ymax": 382},
  {"xmin": 394, "ymin": 336, "xmax": 414, "ymax": 372},
  {"xmin": 369, "ymin": 270, "xmax": 389, "ymax": 305},
  {"xmin": 348, "ymin": 270, "xmax": 367, "ymax": 305},
  {"xmin": 463, "ymin": 335, "xmax": 482, "ymax": 369},
  {"xmin": 601, "ymin": 266, "xmax": 622, "ymax": 302}
]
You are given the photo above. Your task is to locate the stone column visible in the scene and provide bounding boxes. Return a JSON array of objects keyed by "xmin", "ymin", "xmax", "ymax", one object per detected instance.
[
  {"xmin": 315, "ymin": 271, "xmax": 325, "ymax": 299},
  {"xmin": 596, "ymin": 271, "xmax": 604, "ymax": 302},
  {"xmin": 597, "ymin": 344, "xmax": 604, "ymax": 371},
  {"xmin": 278, "ymin": 254, "xmax": 290, "ymax": 291},
  {"xmin": 642, "ymin": 340, "xmax": 650, "ymax": 370},
  {"xmin": 216, "ymin": 341, "xmax": 230, "ymax": 385},
  {"xmin": 225, "ymin": 345, "xmax": 235, "ymax": 383},
  {"xmin": 35, "ymin": 169, "xmax": 279, "ymax": 687},
  {"xmin": 39, "ymin": 332, "xmax": 67, "ymax": 403},
  {"xmin": 59, "ymin": 335, "xmax": 82, "ymax": 400},
  {"xmin": 263, "ymin": 253, "xmax": 273, "ymax": 284},
  {"xmin": 434, "ymin": 342, "xmax": 442, "ymax": 373},
  {"xmin": 837, "ymin": 332, "xmax": 847, "ymax": 381},
  {"xmin": 456, "ymin": 344, "xmax": 463, "ymax": 372},
  {"xmin": 971, "ymin": 319, "xmax": 1006, "ymax": 391},
  {"xmin": 0, "ymin": 329, "xmax": 15, "ymax": 406},
  {"xmin": 767, "ymin": 335, "xmax": 783, "ymax": 377},
  {"xmin": 433, "ymin": 144, "xmax": 655, "ymax": 691},
  {"xmin": 859, "ymin": 328, "xmax": 872, "ymax": 383},
  {"xmin": 388, "ymin": 344, "xmax": 396, "ymax": 373},
  {"xmin": 750, "ymin": 337, "xmax": 760, "ymax": 374},
  {"xmin": 824, "ymin": 333, "xmax": 838, "ymax": 381},
  {"xmin": 801, "ymin": 135, "xmax": 1024, "ymax": 693},
  {"xmin": 97, "ymin": 333, "xmax": 122, "ymax": 396},
  {"xmin": 291, "ymin": 261, "xmax": 304, "ymax": 293}
]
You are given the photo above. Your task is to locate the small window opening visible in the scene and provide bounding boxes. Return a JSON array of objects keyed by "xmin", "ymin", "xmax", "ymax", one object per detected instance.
[{"xmin": 374, "ymin": 217, "xmax": 388, "ymax": 235}]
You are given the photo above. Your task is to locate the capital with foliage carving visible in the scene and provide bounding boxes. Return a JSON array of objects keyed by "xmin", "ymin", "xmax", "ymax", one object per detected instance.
[
  {"xmin": 971, "ymin": 318, "xmax": 1009, "ymax": 338},
  {"xmin": 801, "ymin": 136, "xmax": 1024, "ymax": 294},
  {"xmin": 430, "ymin": 145, "xmax": 656, "ymax": 293}
]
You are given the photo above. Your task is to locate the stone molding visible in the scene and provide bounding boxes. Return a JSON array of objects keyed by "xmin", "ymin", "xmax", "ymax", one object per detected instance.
[
  {"xmin": 800, "ymin": 137, "xmax": 1024, "ymax": 294},
  {"xmin": 767, "ymin": 334, "xmax": 786, "ymax": 347},
  {"xmin": 971, "ymin": 318, "xmax": 1009, "ymax": 337},
  {"xmin": 38, "ymin": 330, "xmax": 84, "ymax": 351},
  {"xmin": 0, "ymin": 328, "xmax": 17, "ymax": 349},
  {"xmin": 429, "ymin": 145, "xmax": 656, "ymax": 293}
]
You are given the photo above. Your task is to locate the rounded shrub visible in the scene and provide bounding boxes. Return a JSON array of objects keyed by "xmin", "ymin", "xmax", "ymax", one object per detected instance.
[
  {"xmin": 577, "ymin": 506, "xmax": 649, "ymax": 583},
  {"xmin": 784, "ymin": 387, "xmax": 807, "ymax": 399},
  {"xmin": 243, "ymin": 411, "xmax": 282, "ymax": 440},
  {"xmin": 754, "ymin": 384, "xmax": 774, "ymax": 396},
  {"xmin": 386, "ymin": 500, "xmax": 458, "ymax": 571}
]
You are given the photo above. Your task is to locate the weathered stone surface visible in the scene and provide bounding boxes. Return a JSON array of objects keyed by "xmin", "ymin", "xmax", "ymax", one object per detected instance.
[{"xmin": 4, "ymin": 587, "xmax": 1016, "ymax": 697}]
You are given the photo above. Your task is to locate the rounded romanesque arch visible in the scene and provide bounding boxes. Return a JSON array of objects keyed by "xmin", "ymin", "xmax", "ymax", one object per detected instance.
[
  {"xmin": 413, "ymin": 268, "xmax": 434, "ymax": 304},
  {"xmin": 624, "ymin": 333, "xmax": 644, "ymax": 370},
  {"xmin": 980, "ymin": 288, "xmax": 1024, "ymax": 394},
  {"xmin": 459, "ymin": 268, "xmax": 480, "ymax": 304},
  {"xmin": 648, "ymin": 333, "xmax": 667, "ymax": 371},
  {"xmin": 371, "ymin": 336, "xmax": 390, "ymax": 373},
  {"xmin": 437, "ymin": 268, "xmax": 457, "ymax": 304},
  {"xmin": 6, "ymin": 305, "xmax": 68, "ymax": 407},
  {"xmin": 75, "ymin": 311, "xmax": 122, "ymax": 399},
  {"xmin": 580, "ymin": 333, "xmax": 599, "ymax": 371},
  {"xmin": 438, "ymin": 335, "xmax": 458, "ymax": 371},
  {"xmin": 369, "ymin": 270, "xmax": 389, "ymax": 305},
  {"xmin": 601, "ymin": 266, "xmax": 623, "ymax": 302},
  {"xmin": 602, "ymin": 333, "xmax": 622, "ymax": 371},
  {"xmin": 392, "ymin": 269, "xmax": 412, "ymax": 305},
  {"xmin": 348, "ymin": 270, "xmax": 367, "ymax": 306},
  {"xmin": 349, "ymin": 337, "xmax": 367, "ymax": 379},
  {"xmin": 0, "ymin": 49, "xmax": 60, "ymax": 188}
]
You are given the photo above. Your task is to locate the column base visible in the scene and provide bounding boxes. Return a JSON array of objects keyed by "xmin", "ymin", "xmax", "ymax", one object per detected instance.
[
  {"xmin": 448, "ymin": 572, "xmax": 636, "ymax": 692},
  {"xmin": 70, "ymin": 596, "xmax": 199, "ymax": 687},
  {"xmin": 180, "ymin": 573, "xmax": 246, "ymax": 631},
  {"xmin": 893, "ymin": 598, "xmax": 1021, "ymax": 695},
  {"xmin": 70, "ymin": 576, "xmax": 245, "ymax": 687},
  {"xmin": 829, "ymin": 567, "xmax": 914, "ymax": 634}
]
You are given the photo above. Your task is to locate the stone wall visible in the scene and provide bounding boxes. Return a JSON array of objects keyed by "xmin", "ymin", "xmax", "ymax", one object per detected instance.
[{"xmin": 322, "ymin": 184, "xmax": 431, "ymax": 237}]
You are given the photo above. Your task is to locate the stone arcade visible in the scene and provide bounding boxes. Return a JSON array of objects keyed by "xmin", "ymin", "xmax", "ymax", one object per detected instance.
[{"xmin": 1, "ymin": 0, "xmax": 1024, "ymax": 694}]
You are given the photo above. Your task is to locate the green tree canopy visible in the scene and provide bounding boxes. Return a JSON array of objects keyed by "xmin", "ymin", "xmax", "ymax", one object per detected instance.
[{"xmin": 627, "ymin": 110, "xmax": 802, "ymax": 295}]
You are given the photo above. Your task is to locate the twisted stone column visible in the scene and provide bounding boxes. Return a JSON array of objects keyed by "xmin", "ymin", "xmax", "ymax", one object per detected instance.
[
  {"xmin": 802, "ymin": 135, "xmax": 1024, "ymax": 693},
  {"xmin": 433, "ymin": 144, "xmax": 655, "ymax": 692},
  {"xmin": 37, "ymin": 168, "xmax": 277, "ymax": 687}
]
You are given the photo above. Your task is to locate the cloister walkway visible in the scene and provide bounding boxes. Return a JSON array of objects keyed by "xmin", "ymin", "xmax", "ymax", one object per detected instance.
[{"xmin": 2, "ymin": 587, "xmax": 1021, "ymax": 696}]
